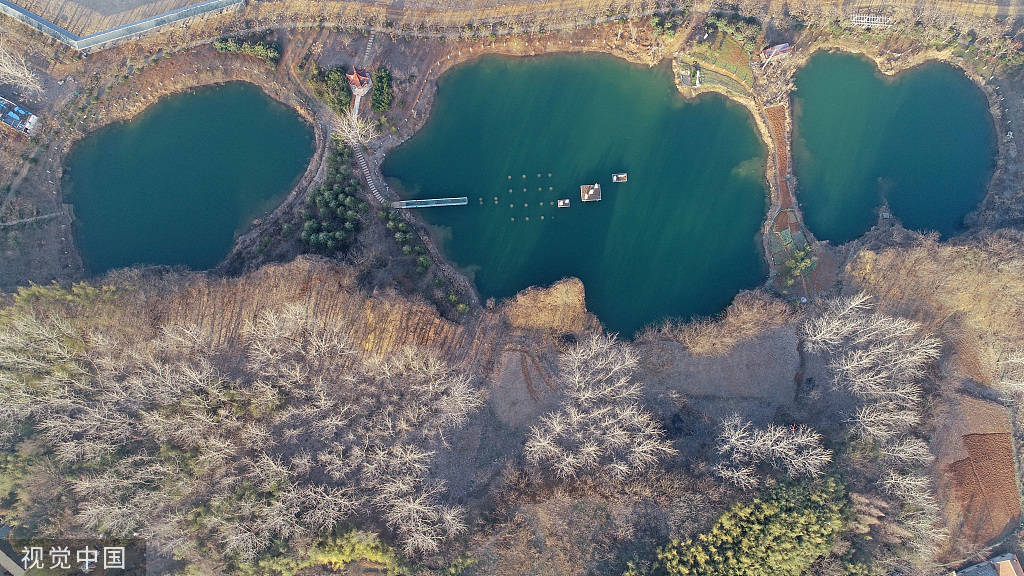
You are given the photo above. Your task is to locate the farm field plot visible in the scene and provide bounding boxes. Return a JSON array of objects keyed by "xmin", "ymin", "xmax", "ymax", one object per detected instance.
[
  {"xmin": 688, "ymin": 31, "xmax": 754, "ymax": 89},
  {"xmin": 765, "ymin": 105, "xmax": 791, "ymax": 204},
  {"xmin": 698, "ymin": 68, "xmax": 751, "ymax": 96},
  {"xmin": 947, "ymin": 432, "xmax": 1021, "ymax": 545}
]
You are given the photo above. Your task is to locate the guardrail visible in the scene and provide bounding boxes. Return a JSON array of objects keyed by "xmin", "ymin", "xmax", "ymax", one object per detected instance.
[{"xmin": 0, "ymin": 0, "xmax": 243, "ymax": 53}]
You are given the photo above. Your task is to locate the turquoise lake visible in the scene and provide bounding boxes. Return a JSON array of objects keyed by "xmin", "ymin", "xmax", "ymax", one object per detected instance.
[
  {"xmin": 65, "ymin": 82, "xmax": 314, "ymax": 273},
  {"xmin": 61, "ymin": 52, "xmax": 997, "ymax": 334},
  {"xmin": 382, "ymin": 54, "xmax": 769, "ymax": 334},
  {"xmin": 792, "ymin": 51, "xmax": 996, "ymax": 243}
]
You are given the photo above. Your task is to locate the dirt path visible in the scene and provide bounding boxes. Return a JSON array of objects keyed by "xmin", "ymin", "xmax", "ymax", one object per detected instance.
[{"xmin": 0, "ymin": 212, "xmax": 60, "ymax": 227}]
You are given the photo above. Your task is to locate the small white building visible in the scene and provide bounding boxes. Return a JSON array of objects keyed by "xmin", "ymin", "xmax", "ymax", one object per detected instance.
[{"xmin": 761, "ymin": 43, "xmax": 793, "ymax": 62}]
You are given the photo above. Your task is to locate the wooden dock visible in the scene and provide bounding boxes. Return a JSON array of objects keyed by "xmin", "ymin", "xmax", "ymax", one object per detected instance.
[{"xmin": 392, "ymin": 197, "xmax": 469, "ymax": 209}]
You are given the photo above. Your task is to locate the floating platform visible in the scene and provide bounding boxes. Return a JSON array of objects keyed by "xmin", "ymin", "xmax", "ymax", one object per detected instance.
[
  {"xmin": 580, "ymin": 183, "xmax": 601, "ymax": 202},
  {"xmin": 392, "ymin": 197, "xmax": 468, "ymax": 209},
  {"xmin": 612, "ymin": 173, "xmax": 627, "ymax": 183},
  {"xmin": 557, "ymin": 198, "xmax": 570, "ymax": 208}
]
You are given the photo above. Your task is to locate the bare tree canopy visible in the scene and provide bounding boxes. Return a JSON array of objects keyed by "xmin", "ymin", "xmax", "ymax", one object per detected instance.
[
  {"xmin": 0, "ymin": 301, "xmax": 484, "ymax": 570},
  {"xmin": 525, "ymin": 334, "xmax": 676, "ymax": 481},
  {"xmin": 998, "ymin": 349, "xmax": 1024, "ymax": 395},
  {"xmin": 713, "ymin": 416, "xmax": 832, "ymax": 486},
  {"xmin": 335, "ymin": 109, "xmax": 379, "ymax": 146},
  {"xmin": 0, "ymin": 39, "xmax": 42, "ymax": 95},
  {"xmin": 803, "ymin": 293, "xmax": 945, "ymax": 565}
]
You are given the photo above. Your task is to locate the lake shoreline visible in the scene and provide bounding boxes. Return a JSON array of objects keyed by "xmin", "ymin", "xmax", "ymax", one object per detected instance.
[
  {"xmin": 362, "ymin": 30, "xmax": 1008, "ymax": 304},
  {"xmin": 381, "ymin": 53, "xmax": 770, "ymax": 334},
  {"xmin": 778, "ymin": 39, "xmax": 1007, "ymax": 227},
  {"xmin": 12, "ymin": 46, "xmax": 330, "ymax": 285},
  {"xmin": 9, "ymin": 21, "xmax": 1018, "ymax": 332},
  {"xmin": 65, "ymin": 82, "xmax": 316, "ymax": 274}
]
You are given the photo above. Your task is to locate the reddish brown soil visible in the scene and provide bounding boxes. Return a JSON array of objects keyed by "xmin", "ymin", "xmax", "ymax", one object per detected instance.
[
  {"xmin": 947, "ymin": 432, "xmax": 1021, "ymax": 546},
  {"xmin": 773, "ymin": 209, "xmax": 800, "ymax": 234},
  {"xmin": 764, "ymin": 104, "xmax": 791, "ymax": 210}
]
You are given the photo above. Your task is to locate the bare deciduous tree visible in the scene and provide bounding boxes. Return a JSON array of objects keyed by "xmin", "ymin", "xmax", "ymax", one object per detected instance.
[
  {"xmin": 335, "ymin": 110, "xmax": 379, "ymax": 146},
  {"xmin": 525, "ymin": 334, "xmax": 675, "ymax": 481},
  {"xmin": 0, "ymin": 39, "xmax": 42, "ymax": 95},
  {"xmin": 880, "ymin": 437, "xmax": 934, "ymax": 466},
  {"xmin": 849, "ymin": 403, "xmax": 922, "ymax": 442},
  {"xmin": 714, "ymin": 415, "xmax": 832, "ymax": 485},
  {"xmin": 710, "ymin": 463, "xmax": 759, "ymax": 489},
  {"xmin": 806, "ymin": 294, "xmax": 945, "ymax": 568},
  {"xmin": 0, "ymin": 301, "xmax": 485, "ymax": 564},
  {"xmin": 999, "ymin": 350, "xmax": 1024, "ymax": 396}
]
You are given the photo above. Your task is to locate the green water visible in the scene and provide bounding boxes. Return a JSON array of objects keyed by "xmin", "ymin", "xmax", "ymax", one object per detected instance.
[
  {"xmin": 65, "ymin": 82, "xmax": 314, "ymax": 273},
  {"xmin": 793, "ymin": 51, "xmax": 996, "ymax": 243},
  {"xmin": 382, "ymin": 54, "xmax": 768, "ymax": 334}
]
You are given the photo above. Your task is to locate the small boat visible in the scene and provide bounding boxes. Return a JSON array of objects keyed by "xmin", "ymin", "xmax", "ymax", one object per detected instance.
[
  {"xmin": 612, "ymin": 173, "xmax": 628, "ymax": 183},
  {"xmin": 557, "ymin": 199, "xmax": 570, "ymax": 208}
]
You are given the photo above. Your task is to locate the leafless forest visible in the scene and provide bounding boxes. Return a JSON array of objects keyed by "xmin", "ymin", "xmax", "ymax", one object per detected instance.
[
  {"xmin": 0, "ymin": 292, "xmax": 484, "ymax": 569},
  {"xmin": 0, "ymin": 250, "xmax": 996, "ymax": 576},
  {"xmin": 803, "ymin": 293, "xmax": 946, "ymax": 571}
]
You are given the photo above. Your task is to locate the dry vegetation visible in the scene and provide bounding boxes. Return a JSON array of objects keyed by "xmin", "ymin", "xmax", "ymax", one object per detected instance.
[
  {"xmin": 502, "ymin": 277, "xmax": 591, "ymax": 334},
  {"xmin": 0, "ymin": 38, "xmax": 42, "ymax": 95},
  {"xmin": 1, "ymin": 4, "xmax": 1023, "ymax": 571},
  {"xmin": 848, "ymin": 231, "xmax": 1024, "ymax": 380},
  {"xmin": 713, "ymin": 416, "xmax": 832, "ymax": 488},
  {"xmin": 637, "ymin": 290, "xmax": 790, "ymax": 356},
  {"xmin": 336, "ymin": 109, "xmax": 379, "ymax": 146},
  {"xmin": 0, "ymin": 281, "xmax": 484, "ymax": 571},
  {"xmin": 0, "ymin": 251, "xmax": 1015, "ymax": 575},
  {"xmin": 848, "ymin": 231, "xmax": 1024, "ymax": 551},
  {"xmin": 803, "ymin": 293, "xmax": 947, "ymax": 570},
  {"xmin": 525, "ymin": 334, "xmax": 676, "ymax": 481}
]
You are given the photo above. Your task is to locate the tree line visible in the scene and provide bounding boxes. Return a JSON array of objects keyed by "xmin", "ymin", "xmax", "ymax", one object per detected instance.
[
  {"xmin": 300, "ymin": 138, "xmax": 367, "ymax": 254},
  {"xmin": 213, "ymin": 37, "xmax": 281, "ymax": 64}
]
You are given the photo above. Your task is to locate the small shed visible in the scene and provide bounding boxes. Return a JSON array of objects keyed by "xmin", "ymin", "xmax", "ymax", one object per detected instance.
[{"xmin": 761, "ymin": 43, "xmax": 793, "ymax": 62}]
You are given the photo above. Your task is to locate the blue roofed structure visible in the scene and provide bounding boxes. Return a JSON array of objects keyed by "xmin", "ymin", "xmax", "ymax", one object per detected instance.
[{"xmin": 0, "ymin": 96, "xmax": 38, "ymax": 135}]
